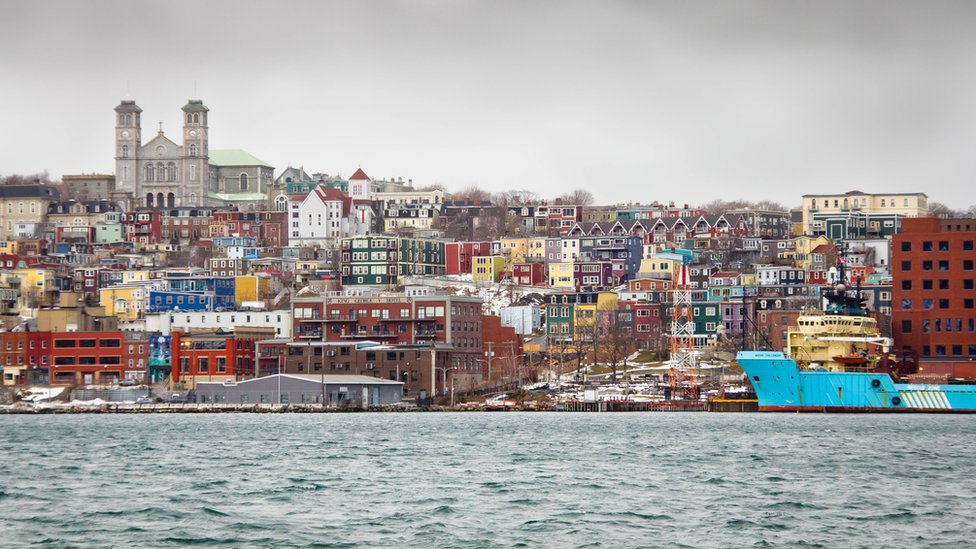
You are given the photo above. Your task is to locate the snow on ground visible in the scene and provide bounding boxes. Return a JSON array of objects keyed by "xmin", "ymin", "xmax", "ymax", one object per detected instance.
[
  {"xmin": 17, "ymin": 387, "xmax": 65, "ymax": 402},
  {"xmin": 443, "ymin": 281, "xmax": 535, "ymax": 315}
]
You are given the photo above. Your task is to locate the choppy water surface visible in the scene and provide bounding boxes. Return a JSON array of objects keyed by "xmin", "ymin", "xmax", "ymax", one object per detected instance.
[{"xmin": 3, "ymin": 413, "xmax": 975, "ymax": 548}]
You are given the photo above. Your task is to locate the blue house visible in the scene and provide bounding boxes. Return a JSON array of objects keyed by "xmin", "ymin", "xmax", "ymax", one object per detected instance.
[{"xmin": 149, "ymin": 290, "xmax": 215, "ymax": 313}]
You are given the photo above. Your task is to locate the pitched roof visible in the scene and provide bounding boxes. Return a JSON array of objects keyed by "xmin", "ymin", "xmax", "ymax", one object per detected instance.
[
  {"xmin": 312, "ymin": 185, "xmax": 351, "ymax": 216},
  {"xmin": 209, "ymin": 149, "xmax": 273, "ymax": 168},
  {"xmin": 0, "ymin": 185, "xmax": 60, "ymax": 200},
  {"xmin": 349, "ymin": 168, "xmax": 370, "ymax": 180}
]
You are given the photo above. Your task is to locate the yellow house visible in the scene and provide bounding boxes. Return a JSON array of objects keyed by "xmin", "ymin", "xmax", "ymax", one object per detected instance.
[
  {"xmin": 15, "ymin": 268, "xmax": 55, "ymax": 307},
  {"xmin": 235, "ymin": 274, "xmax": 272, "ymax": 304},
  {"xmin": 473, "ymin": 256, "xmax": 505, "ymax": 283},
  {"xmin": 526, "ymin": 237, "xmax": 548, "ymax": 262},
  {"xmin": 782, "ymin": 235, "xmax": 831, "ymax": 271},
  {"xmin": 121, "ymin": 270, "xmax": 151, "ymax": 284},
  {"xmin": 739, "ymin": 273, "xmax": 757, "ymax": 286},
  {"xmin": 499, "ymin": 238, "xmax": 530, "ymax": 266},
  {"xmin": 638, "ymin": 257, "xmax": 680, "ymax": 278},
  {"xmin": 548, "ymin": 263, "xmax": 574, "ymax": 288},
  {"xmin": 574, "ymin": 291, "xmax": 619, "ymax": 339},
  {"xmin": 99, "ymin": 285, "xmax": 148, "ymax": 321}
]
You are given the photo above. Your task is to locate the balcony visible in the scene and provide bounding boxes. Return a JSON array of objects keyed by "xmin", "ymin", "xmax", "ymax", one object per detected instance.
[
  {"xmin": 324, "ymin": 316, "xmax": 358, "ymax": 322},
  {"xmin": 340, "ymin": 331, "xmax": 397, "ymax": 339},
  {"xmin": 415, "ymin": 330, "xmax": 437, "ymax": 338},
  {"xmin": 379, "ymin": 316, "xmax": 434, "ymax": 322}
]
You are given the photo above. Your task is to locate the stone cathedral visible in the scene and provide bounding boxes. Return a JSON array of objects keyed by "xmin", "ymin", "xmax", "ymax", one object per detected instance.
[{"xmin": 114, "ymin": 99, "xmax": 273, "ymax": 210}]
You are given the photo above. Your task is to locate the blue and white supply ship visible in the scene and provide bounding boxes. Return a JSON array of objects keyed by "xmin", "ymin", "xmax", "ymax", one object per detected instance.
[{"xmin": 737, "ymin": 270, "xmax": 976, "ymax": 413}]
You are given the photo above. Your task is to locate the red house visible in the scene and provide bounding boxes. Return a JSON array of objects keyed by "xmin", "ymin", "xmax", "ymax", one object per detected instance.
[
  {"xmin": 511, "ymin": 262, "xmax": 545, "ymax": 286},
  {"xmin": 124, "ymin": 210, "xmax": 163, "ymax": 245},
  {"xmin": 446, "ymin": 241, "xmax": 493, "ymax": 275}
]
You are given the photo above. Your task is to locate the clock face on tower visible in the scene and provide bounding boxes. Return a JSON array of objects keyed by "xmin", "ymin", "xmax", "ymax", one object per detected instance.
[
  {"xmin": 189, "ymin": 130, "xmax": 197, "ymax": 137},
  {"xmin": 121, "ymin": 130, "xmax": 129, "ymax": 138}
]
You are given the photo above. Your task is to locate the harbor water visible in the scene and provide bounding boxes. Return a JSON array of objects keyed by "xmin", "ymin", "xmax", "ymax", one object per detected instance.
[{"xmin": 3, "ymin": 413, "xmax": 975, "ymax": 547}]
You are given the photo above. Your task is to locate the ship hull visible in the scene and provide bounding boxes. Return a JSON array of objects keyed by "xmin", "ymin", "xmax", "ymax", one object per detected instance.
[{"xmin": 737, "ymin": 351, "xmax": 976, "ymax": 413}]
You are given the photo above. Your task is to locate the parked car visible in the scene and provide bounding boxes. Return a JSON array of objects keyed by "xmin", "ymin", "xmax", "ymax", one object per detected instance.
[{"xmin": 119, "ymin": 378, "xmax": 138, "ymax": 387}]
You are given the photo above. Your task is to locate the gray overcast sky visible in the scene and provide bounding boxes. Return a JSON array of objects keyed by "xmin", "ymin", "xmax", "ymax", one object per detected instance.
[{"xmin": 3, "ymin": 0, "xmax": 976, "ymax": 208}]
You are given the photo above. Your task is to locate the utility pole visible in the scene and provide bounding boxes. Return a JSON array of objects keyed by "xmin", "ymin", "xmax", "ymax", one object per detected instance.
[{"xmin": 486, "ymin": 342, "xmax": 494, "ymax": 387}]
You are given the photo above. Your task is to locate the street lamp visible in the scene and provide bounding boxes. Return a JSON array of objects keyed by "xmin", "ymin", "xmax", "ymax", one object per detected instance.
[{"xmin": 434, "ymin": 365, "xmax": 458, "ymax": 407}]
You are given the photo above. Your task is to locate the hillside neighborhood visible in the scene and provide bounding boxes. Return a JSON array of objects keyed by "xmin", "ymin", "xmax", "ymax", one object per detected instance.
[{"xmin": 0, "ymin": 99, "xmax": 973, "ymax": 406}]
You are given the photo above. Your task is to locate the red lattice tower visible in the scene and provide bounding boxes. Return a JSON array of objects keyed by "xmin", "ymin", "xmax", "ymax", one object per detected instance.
[{"xmin": 668, "ymin": 264, "xmax": 699, "ymax": 400}]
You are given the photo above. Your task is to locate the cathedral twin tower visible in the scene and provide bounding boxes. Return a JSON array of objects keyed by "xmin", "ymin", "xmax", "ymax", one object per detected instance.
[{"xmin": 114, "ymin": 99, "xmax": 210, "ymax": 209}]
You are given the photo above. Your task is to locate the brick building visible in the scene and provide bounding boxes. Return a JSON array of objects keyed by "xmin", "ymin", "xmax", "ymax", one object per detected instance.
[
  {"xmin": 892, "ymin": 217, "xmax": 976, "ymax": 376},
  {"xmin": 170, "ymin": 328, "xmax": 271, "ymax": 389}
]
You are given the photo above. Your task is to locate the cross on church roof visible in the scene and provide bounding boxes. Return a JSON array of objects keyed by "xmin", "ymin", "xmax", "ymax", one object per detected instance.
[{"xmin": 158, "ymin": 120, "xmax": 163, "ymax": 133}]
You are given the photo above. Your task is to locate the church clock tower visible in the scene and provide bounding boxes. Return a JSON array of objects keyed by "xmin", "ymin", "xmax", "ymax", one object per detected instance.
[
  {"xmin": 114, "ymin": 100, "xmax": 142, "ymax": 195},
  {"xmin": 182, "ymin": 99, "xmax": 209, "ymax": 206}
]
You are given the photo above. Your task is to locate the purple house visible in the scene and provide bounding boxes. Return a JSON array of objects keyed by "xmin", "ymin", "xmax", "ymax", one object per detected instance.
[{"xmin": 573, "ymin": 261, "xmax": 614, "ymax": 290}]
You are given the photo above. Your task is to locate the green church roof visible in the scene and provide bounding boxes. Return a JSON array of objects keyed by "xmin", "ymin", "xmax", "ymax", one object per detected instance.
[{"xmin": 209, "ymin": 149, "xmax": 273, "ymax": 168}]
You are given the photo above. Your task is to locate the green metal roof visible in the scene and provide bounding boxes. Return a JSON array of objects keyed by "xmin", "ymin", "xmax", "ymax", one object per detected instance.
[{"xmin": 209, "ymin": 149, "xmax": 273, "ymax": 168}]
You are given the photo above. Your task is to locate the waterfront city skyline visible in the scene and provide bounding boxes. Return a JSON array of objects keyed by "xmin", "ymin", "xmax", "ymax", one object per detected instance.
[{"xmin": 3, "ymin": 0, "xmax": 976, "ymax": 207}]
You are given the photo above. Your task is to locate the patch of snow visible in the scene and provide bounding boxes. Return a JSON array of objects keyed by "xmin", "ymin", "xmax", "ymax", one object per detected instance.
[{"xmin": 18, "ymin": 387, "xmax": 65, "ymax": 402}]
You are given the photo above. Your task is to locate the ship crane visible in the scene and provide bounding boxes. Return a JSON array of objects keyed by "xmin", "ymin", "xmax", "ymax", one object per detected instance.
[{"xmin": 668, "ymin": 263, "xmax": 699, "ymax": 400}]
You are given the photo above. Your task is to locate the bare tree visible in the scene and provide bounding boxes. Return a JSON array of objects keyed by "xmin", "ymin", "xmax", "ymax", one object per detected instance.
[
  {"xmin": 570, "ymin": 311, "xmax": 596, "ymax": 381},
  {"xmin": 596, "ymin": 303, "xmax": 637, "ymax": 381},
  {"xmin": 3, "ymin": 171, "xmax": 57, "ymax": 185},
  {"xmin": 451, "ymin": 185, "xmax": 492, "ymax": 202},
  {"xmin": 929, "ymin": 202, "xmax": 967, "ymax": 218},
  {"xmin": 558, "ymin": 189, "xmax": 595, "ymax": 206}
]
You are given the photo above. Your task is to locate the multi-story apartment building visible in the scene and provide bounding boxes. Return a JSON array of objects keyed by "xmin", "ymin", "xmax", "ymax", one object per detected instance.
[
  {"xmin": 800, "ymin": 190, "xmax": 928, "ymax": 239},
  {"xmin": 339, "ymin": 236, "xmax": 445, "ymax": 287},
  {"xmin": 0, "ymin": 185, "xmax": 61, "ymax": 240},
  {"xmin": 289, "ymin": 291, "xmax": 484, "ymax": 390},
  {"xmin": 892, "ymin": 217, "xmax": 976, "ymax": 376}
]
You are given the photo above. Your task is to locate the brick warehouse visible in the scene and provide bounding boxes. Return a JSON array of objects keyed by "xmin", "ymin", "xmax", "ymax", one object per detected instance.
[{"xmin": 892, "ymin": 217, "xmax": 976, "ymax": 377}]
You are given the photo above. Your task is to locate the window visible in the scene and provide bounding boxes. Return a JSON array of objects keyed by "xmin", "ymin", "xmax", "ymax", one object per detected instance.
[
  {"xmin": 900, "ymin": 242, "xmax": 911, "ymax": 252},
  {"xmin": 939, "ymin": 299, "xmax": 949, "ymax": 309},
  {"xmin": 965, "ymin": 260, "xmax": 974, "ymax": 271},
  {"xmin": 922, "ymin": 261, "xmax": 933, "ymax": 271},
  {"xmin": 964, "ymin": 240, "xmax": 974, "ymax": 251},
  {"xmin": 965, "ymin": 280, "xmax": 974, "ymax": 290},
  {"xmin": 923, "ymin": 299, "xmax": 933, "ymax": 309},
  {"xmin": 240, "ymin": 173, "xmax": 249, "ymax": 191},
  {"xmin": 939, "ymin": 280, "xmax": 949, "ymax": 290},
  {"xmin": 901, "ymin": 320, "xmax": 912, "ymax": 333},
  {"xmin": 923, "ymin": 280, "xmax": 933, "ymax": 290},
  {"xmin": 922, "ymin": 241, "xmax": 933, "ymax": 252},
  {"xmin": 939, "ymin": 261, "xmax": 950, "ymax": 271},
  {"xmin": 198, "ymin": 358, "xmax": 209, "ymax": 373}
]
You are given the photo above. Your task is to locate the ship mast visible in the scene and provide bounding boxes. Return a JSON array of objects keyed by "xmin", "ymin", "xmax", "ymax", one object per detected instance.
[{"xmin": 668, "ymin": 263, "xmax": 699, "ymax": 400}]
